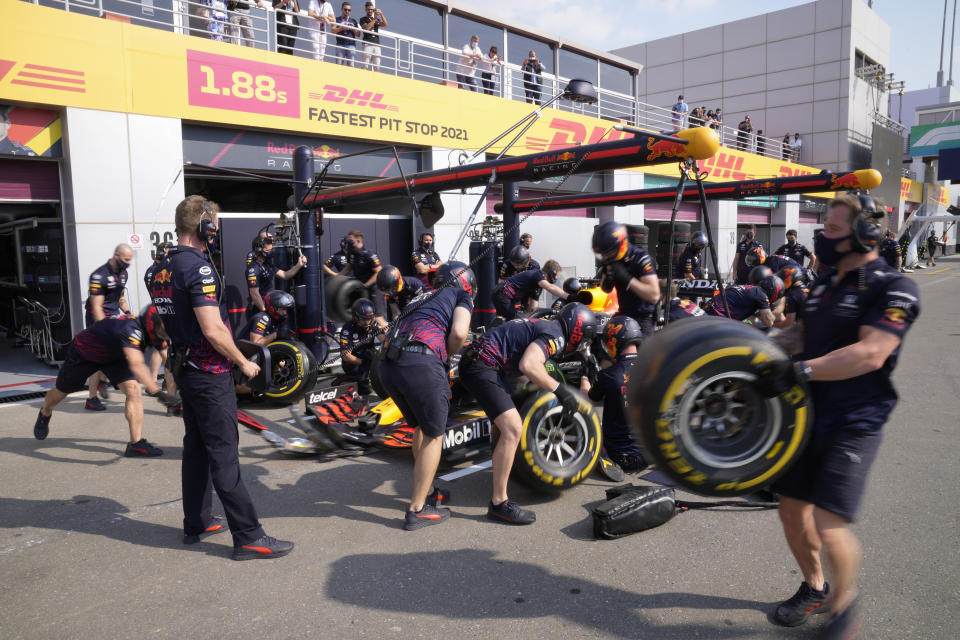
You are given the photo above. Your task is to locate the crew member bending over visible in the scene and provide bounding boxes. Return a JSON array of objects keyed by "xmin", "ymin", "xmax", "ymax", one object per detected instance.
[
  {"xmin": 773, "ymin": 266, "xmax": 808, "ymax": 329},
  {"xmin": 378, "ymin": 262, "xmax": 474, "ymax": 530},
  {"xmin": 492, "ymin": 248, "xmax": 567, "ymax": 320},
  {"xmin": 707, "ymin": 276, "xmax": 784, "ymax": 328},
  {"xmin": 593, "ymin": 221, "xmax": 659, "ymax": 336},
  {"xmin": 459, "ymin": 304, "xmax": 598, "ymax": 525},
  {"xmin": 376, "ymin": 265, "xmax": 425, "ymax": 321},
  {"xmin": 32, "ymin": 306, "xmax": 178, "ymax": 456},
  {"xmin": 659, "ymin": 278, "xmax": 706, "ymax": 322}
]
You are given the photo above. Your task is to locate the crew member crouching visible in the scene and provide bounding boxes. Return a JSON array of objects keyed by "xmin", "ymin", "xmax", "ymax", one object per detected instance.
[
  {"xmin": 239, "ymin": 290, "xmax": 295, "ymax": 345},
  {"xmin": 586, "ymin": 315, "xmax": 648, "ymax": 472},
  {"xmin": 659, "ymin": 278, "xmax": 706, "ymax": 322},
  {"xmin": 378, "ymin": 262, "xmax": 474, "ymax": 530},
  {"xmin": 459, "ymin": 303, "xmax": 598, "ymax": 525},
  {"xmin": 592, "ymin": 221, "xmax": 660, "ymax": 336},
  {"xmin": 376, "ymin": 265, "xmax": 425, "ymax": 321},
  {"xmin": 707, "ymin": 275, "xmax": 785, "ymax": 328},
  {"xmin": 773, "ymin": 266, "xmax": 808, "ymax": 329},
  {"xmin": 338, "ymin": 299, "xmax": 381, "ymax": 394},
  {"xmin": 32, "ymin": 305, "xmax": 178, "ymax": 456},
  {"xmin": 492, "ymin": 247, "xmax": 568, "ymax": 320}
]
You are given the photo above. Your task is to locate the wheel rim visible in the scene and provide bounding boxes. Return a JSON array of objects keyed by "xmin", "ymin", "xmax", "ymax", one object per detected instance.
[
  {"xmin": 272, "ymin": 357, "xmax": 297, "ymax": 389},
  {"xmin": 534, "ymin": 406, "xmax": 589, "ymax": 469},
  {"xmin": 676, "ymin": 371, "xmax": 781, "ymax": 469}
]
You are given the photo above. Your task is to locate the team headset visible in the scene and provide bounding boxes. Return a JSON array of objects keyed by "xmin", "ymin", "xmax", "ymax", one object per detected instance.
[
  {"xmin": 197, "ymin": 199, "xmax": 223, "ymax": 302},
  {"xmin": 851, "ymin": 193, "xmax": 884, "ymax": 253},
  {"xmin": 252, "ymin": 235, "xmax": 270, "ymax": 257}
]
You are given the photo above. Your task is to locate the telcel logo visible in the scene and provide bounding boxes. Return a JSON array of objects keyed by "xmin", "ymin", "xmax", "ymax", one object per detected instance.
[{"xmin": 308, "ymin": 389, "xmax": 338, "ymax": 404}]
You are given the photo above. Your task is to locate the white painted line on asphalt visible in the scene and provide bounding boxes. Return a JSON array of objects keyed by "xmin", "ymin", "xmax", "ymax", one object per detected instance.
[
  {"xmin": 439, "ymin": 459, "xmax": 492, "ymax": 481},
  {"xmin": 920, "ymin": 276, "xmax": 953, "ymax": 288}
]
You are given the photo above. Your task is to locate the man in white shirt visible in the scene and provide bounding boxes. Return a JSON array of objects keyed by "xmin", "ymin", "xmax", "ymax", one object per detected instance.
[
  {"xmin": 457, "ymin": 35, "xmax": 482, "ymax": 92},
  {"xmin": 305, "ymin": 0, "xmax": 335, "ymax": 61},
  {"xmin": 792, "ymin": 133, "xmax": 803, "ymax": 162}
]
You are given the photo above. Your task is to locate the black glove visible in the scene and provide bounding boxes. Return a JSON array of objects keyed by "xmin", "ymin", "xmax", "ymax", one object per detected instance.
[
  {"xmin": 607, "ymin": 261, "xmax": 633, "ymax": 289},
  {"xmin": 569, "ymin": 290, "xmax": 592, "ymax": 305},
  {"xmin": 752, "ymin": 360, "xmax": 807, "ymax": 398},
  {"xmin": 552, "ymin": 383, "xmax": 582, "ymax": 415}
]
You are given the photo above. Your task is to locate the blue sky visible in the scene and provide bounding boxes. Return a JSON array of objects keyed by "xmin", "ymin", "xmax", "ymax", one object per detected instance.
[{"xmin": 463, "ymin": 0, "xmax": 948, "ymax": 92}]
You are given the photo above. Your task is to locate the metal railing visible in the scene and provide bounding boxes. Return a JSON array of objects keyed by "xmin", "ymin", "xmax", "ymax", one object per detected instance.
[{"xmin": 29, "ymin": 0, "xmax": 809, "ymax": 161}]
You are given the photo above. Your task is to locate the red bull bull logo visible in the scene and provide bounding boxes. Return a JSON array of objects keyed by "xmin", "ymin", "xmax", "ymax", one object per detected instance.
[
  {"xmin": 315, "ymin": 144, "xmax": 340, "ymax": 159},
  {"xmin": 646, "ymin": 138, "xmax": 686, "ymax": 161},
  {"xmin": 557, "ymin": 151, "xmax": 576, "ymax": 162},
  {"xmin": 829, "ymin": 172, "xmax": 860, "ymax": 190},
  {"xmin": 153, "ymin": 270, "xmax": 172, "ymax": 284}
]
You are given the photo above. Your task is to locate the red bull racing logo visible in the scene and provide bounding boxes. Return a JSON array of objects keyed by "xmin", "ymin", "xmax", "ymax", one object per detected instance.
[
  {"xmin": 829, "ymin": 172, "xmax": 861, "ymax": 191},
  {"xmin": 646, "ymin": 138, "xmax": 687, "ymax": 162},
  {"xmin": 153, "ymin": 270, "xmax": 172, "ymax": 284}
]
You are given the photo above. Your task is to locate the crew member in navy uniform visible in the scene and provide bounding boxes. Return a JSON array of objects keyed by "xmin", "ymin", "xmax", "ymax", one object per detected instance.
[
  {"xmin": 592, "ymin": 221, "xmax": 660, "ymax": 336},
  {"xmin": 676, "ymin": 231, "xmax": 708, "ymax": 280},
  {"xmin": 378, "ymin": 262, "xmax": 474, "ymax": 530},
  {"xmin": 338, "ymin": 299, "xmax": 380, "ymax": 393},
  {"xmin": 879, "ymin": 230, "xmax": 902, "ymax": 271},
  {"xmin": 745, "ymin": 246, "xmax": 802, "ymax": 280},
  {"xmin": 336, "ymin": 230, "xmax": 385, "ymax": 317},
  {"xmin": 376, "ymin": 265, "xmax": 425, "ymax": 321},
  {"xmin": 411, "ymin": 232, "xmax": 443, "ymax": 289},
  {"xmin": 244, "ymin": 231, "xmax": 274, "ymax": 271},
  {"xmin": 587, "ymin": 316, "xmax": 647, "ymax": 472},
  {"xmin": 773, "ymin": 265, "xmax": 808, "ymax": 329},
  {"xmin": 239, "ymin": 290, "xmax": 294, "ymax": 345},
  {"xmin": 499, "ymin": 245, "xmax": 540, "ymax": 280},
  {"xmin": 774, "ymin": 229, "xmax": 817, "ymax": 272},
  {"xmin": 144, "ymin": 241, "xmax": 178, "ymax": 412},
  {"xmin": 323, "ymin": 236, "xmax": 350, "ymax": 277},
  {"xmin": 245, "ymin": 235, "xmax": 306, "ymax": 316},
  {"xmin": 706, "ymin": 276, "xmax": 784, "ymax": 328},
  {"xmin": 460, "ymin": 303, "xmax": 598, "ymax": 524},
  {"xmin": 32, "ymin": 305, "xmax": 177, "ymax": 454},
  {"xmin": 659, "ymin": 278, "xmax": 706, "ymax": 322},
  {"xmin": 84, "ymin": 244, "xmax": 134, "ymax": 411},
  {"xmin": 731, "ymin": 224, "xmax": 764, "ymax": 284},
  {"xmin": 493, "ymin": 249, "xmax": 568, "ymax": 320},
  {"xmin": 753, "ymin": 194, "xmax": 920, "ymax": 636},
  {"xmin": 153, "ymin": 195, "xmax": 293, "ymax": 560}
]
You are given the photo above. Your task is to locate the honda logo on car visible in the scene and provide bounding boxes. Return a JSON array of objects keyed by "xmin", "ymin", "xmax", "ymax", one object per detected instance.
[{"xmin": 443, "ymin": 419, "xmax": 491, "ymax": 450}]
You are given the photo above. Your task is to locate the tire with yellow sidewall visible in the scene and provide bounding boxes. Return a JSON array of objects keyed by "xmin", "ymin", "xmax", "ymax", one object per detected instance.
[
  {"xmin": 627, "ymin": 317, "xmax": 812, "ymax": 497},
  {"xmin": 265, "ymin": 340, "xmax": 319, "ymax": 404}
]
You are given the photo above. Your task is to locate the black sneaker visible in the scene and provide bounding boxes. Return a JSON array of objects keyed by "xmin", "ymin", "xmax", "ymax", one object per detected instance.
[
  {"xmin": 98, "ymin": 382, "xmax": 111, "ymax": 400},
  {"xmin": 610, "ymin": 451, "xmax": 649, "ymax": 474},
  {"xmin": 773, "ymin": 581, "xmax": 830, "ymax": 627},
  {"xmin": 84, "ymin": 397, "xmax": 106, "ymax": 412},
  {"xmin": 124, "ymin": 439, "xmax": 163, "ymax": 457},
  {"xmin": 403, "ymin": 504, "xmax": 450, "ymax": 531},
  {"xmin": 183, "ymin": 517, "xmax": 227, "ymax": 544},
  {"xmin": 33, "ymin": 410, "xmax": 51, "ymax": 440},
  {"xmin": 487, "ymin": 499, "xmax": 536, "ymax": 525},
  {"xmin": 426, "ymin": 486, "xmax": 450, "ymax": 507},
  {"xmin": 232, "ymin": 535, "xmax": 294, "ymax": 561},
  {"xmin": 818, "ymin": 599, "xmax": 861, "ymax": 639},
  {"xmin": 166, "ymin": 402, "xmax": 183, "ymax": 417}
]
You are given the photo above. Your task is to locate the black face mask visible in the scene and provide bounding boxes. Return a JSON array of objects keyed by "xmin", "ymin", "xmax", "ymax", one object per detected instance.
[
  {"xmin": 787, "ymin": 237, "xmax": 797, "ymax": 246},
  {"xmin": 422, "ymin": 241, "xmax": 433, "ymax": 251},
  {"xmin": 814, "ymin": 233, "xmax": 851, "ymax": 266},
  {"xmin": 745, "ymin": 232, "xmax": 754, "ymax": 241}
]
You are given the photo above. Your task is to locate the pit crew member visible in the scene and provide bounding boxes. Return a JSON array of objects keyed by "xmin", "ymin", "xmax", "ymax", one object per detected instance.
[
  {"xmin": 592, "ymin": 221, "xmax": 659, "ymax": 336},
  {"xmin": 239, "ymin": 290, "xmax": 294, "ymax": 345},
  {"xmin": 773, "ymin": 265, "xmax": 808, "ymax": 329},
  {"xmin": 323, "ymin": 236, "xmax": 350, "ymax": 277},
  {"xmin": 246, "ymin": 235, "xmax": 306, "ymax": 315},
  {"xmin": 336, "ymin": 230, "xmax": 385, "ymax": 317},
  {"xmin": 144, "ymin": 241, "xmax": 178, "ymax": 405},
  {"xmin": 32, "ymin": 306, "xmax": 178, "ymax": 456},
  {"xmin": 154, "ymin": 195, "xmax": 292, "ymax": 560},
  {"xmin": 706, "ymin": 276, "xmax": 784, "ymax": 328},
  {"xmin": 338, "ymin": 299, "xmax": 381, "ymax": 393},
  {"xmin": 378, "ymin": 262, "xmax": 474, "ymax": 530},
  {"xmin": 459, "ymin": 303, "xmax": 598, "ymax": 525},
  {"xmin": 774, "ymin": 229, "xmax": 817, "ymax": 272},
  {"xmin": 499, "ymin": 235, "xmax": 540, "ymax": 279},
  {"xmin": 411, "ymin": 232, "xmax": 443, "ymax": 289},
  {"xmin": 730, "ymin": 224, "xmax": 764, "ymax": 284},
  {"xmin": 879, "ymin": 230, "xmax": 902, "ymax": 271},
  {"xmin": 753, "ymin": 194, "xmax": 920, "ymax": 637},
  {"xmin": 376, "ymin": 265, "xmax": 426, "ymax": 321},
  {"xmin": 492, "ymin": 250, "xmax": 568, "ymax": 320},
  {"xmin": 659, "ymin": 278, "xmax": 706, "ymax": 322},
  {"xmin": 676, "ymin": 231, "xmax": 708, "ymax": 280}
]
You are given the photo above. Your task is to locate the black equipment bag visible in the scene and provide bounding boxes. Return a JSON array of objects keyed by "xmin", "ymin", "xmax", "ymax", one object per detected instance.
[{"xmin": 592, "ymin": 486, "xmax": 678, "ymax": 539}]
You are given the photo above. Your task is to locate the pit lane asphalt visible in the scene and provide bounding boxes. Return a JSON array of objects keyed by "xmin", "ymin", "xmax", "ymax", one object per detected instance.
[{"xmin": 1, "ymin": 257, "xmax": 957, "ymax": 640}]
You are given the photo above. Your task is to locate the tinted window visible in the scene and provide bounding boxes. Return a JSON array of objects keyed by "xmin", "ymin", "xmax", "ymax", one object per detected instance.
[
  {"xmin": 508, "ymin": 31, "xmax": 553, "ymax": 73},
  {"xmin": 449, "ymin": 14, "xmax": 503, "ymax": 52},
  {"xmin": 600, "ymin": 62, "xmax": 634, "ymax": 95},
  {"xmin": 558, "ymin": 49, "xmax": 597, "ymax": 83},
  {"xmin": 375, "ymin": 0, "xmax": 442, "ymax": 43}
]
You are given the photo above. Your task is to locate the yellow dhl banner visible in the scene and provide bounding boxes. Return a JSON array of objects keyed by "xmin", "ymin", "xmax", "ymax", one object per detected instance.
[
  {"xmin": 900, "ymin": 178, "xmax": 950, "ymax": 206},
  {"xmin": 1, "ymin": 2, "xmax": 829, "ymax": 190}
]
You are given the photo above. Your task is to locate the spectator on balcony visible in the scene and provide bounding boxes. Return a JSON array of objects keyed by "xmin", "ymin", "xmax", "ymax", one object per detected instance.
[
  {"xmin": 481, "ymin": 46, "xmax": 503, "ymax": 96},
  {"xmin": 714, "ymin": 107, "xmax": 723, "ymax": 128},
  {"xmin": 304, "ymin": 0, "xmax": 335, "ymax": 61},
  {"xmin": 457, "ymin": 35, "xmax": 483, "ymax": 91},
  {"xmin": 273, "ymin": 0, "xmax": 300, "ymax": 55},
  {"xmin": 359, "ymin": 2, "xmax": 387, "ymax": 72},
  {"xmin": 671, "ymin": 95, "xmax": 688, "ymax": 129},
  {"xmin": 736, "ymin": 115, "xmax": 753, "ymax": 151},
  {"xmin": 202, "ymin": 0, "xmax": 230, "ymax": 41},
  {"xmin": 756, "ymin": 130, "xmax": 765, "ymax": 156},
  {"xmin": 782, "ymin": 134, "xmax": 792, "ymax": 160},
  {"xmin": 228, "ymin": 1, "xmax": 261, "ymax": 47},
  {"xmin": 792, "ymin": 133, "xmax": 803, "ymax": 162},
  {"xmin": 705, "ymin": 109, "xmax": 718, "ymax": 129},
  {"xmin": 332, "ymin": 2, "xmax": 361, "ymax": 66},
  {"xmin": 522, "ymin": 50, "xmax": 545, "ymax": 105}
]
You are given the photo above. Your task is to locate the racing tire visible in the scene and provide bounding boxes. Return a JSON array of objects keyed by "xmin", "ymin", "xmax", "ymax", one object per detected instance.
[
  {"xmin": 512, "ymin": 388, "xmax": 603, "ymax": 492},
  {"xmin": 325, "ymin": 276, "xmax": 369, "ymax": 324},
  {"xmin": 264, "ymin": 340, "xmax": 320, "ymax": 404},
  {"xmin": 529, "ymin": 308, "xmax": 558, "ymax": 320},
  {"xmin": 627, "ymin": 317, "xmax": 813, "ymax": 497}
]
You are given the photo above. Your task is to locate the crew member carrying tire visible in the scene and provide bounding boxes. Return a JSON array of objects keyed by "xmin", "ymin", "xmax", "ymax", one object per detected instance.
[
  {"xmin": 676, "ymin": 231, "xmax": 708, "ymax": 280},
  {"xmin": 338, "ymin": 298, "xmax": 381, "ymax": 394},
  {"xmin": 376, "ymin": 265, "xmax": 425, "ymax": 321},
  {"xmin": 239, "ymin": 290, "xmax": 294, "ymax": 345},
  {"xmin": 378, "ymin": 262, "xmax": 475, "ymax": 531},
  {"xmin": 754, "ymin": 194, "xmax": 920, "ymax": 636},
  {"xmin": 245, "ymin": 234, "xmax": 306, "ymax": 318},
  {"xmin": 707, "ymin": 276, "xmax": 784, "ymax": 328},
  {"xmin": 586, "ymin": 315, "xmax": 647, "ymax": 472},
  {"xmin": 32, "ymin": 305, "xmax": 178, "ymax": 455},
  {"xmin": 336, "ymin": 230, "xmax": 385, "ymax": 321},
  {"xmin": 592, "ymin": 221, "xmax": 660, "ymax": 336},
  {"xmin": 459, "ymin": 303, "xmax": 599, "ymax": 524},
  {"xmin": 411, "ymin": 232, "xmax": 443, "ymax": 289},
  {"xmin": 492, "ymin": 248, "xmax": 568, "ymax": 320},
  {"xmin": 773, "ymin": 266, "xmax": 808, "ymax": 329},
  {"xmin": 659, "ymin": 278, "xmax": 706, "ymax": 322},
  {"xmin": 154, "ymin": 195, "xmax": 293, "ymax": 561}
]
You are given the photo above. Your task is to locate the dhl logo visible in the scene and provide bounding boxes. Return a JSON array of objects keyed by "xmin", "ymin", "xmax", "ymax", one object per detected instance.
[
  {"xmin": 646, "ymin": 137, "xmax": 687, "ymax": 161},
  {"xmin": 153, "ymin": 270, "xmax": 172, "ymax": 284},
  {"xmin": 829, "ymin": 172, "xmax": 862, "ymax": 190},
  {"xmin": 311, "ymin": 85, "xmax": 399, "ymax": 111}
]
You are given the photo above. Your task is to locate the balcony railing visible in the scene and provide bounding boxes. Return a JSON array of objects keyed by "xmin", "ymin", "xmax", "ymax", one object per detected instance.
[{"xmin": 27, "ymin": 0, "xmax": 800, "ymax": 161}]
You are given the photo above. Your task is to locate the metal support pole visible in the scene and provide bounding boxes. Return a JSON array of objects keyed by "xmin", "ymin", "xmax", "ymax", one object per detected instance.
[
  {"xmin": 502, "ymin": 181, "xmax": 520, "ymax": 260},
  {"xmin": 694, "ymin": 166, "xmax": 729, "ymax": 317},
  {"xmin": 293, "ymin": 145, "xmax": 321, "ymax": 357},
  {"xmin": 663, "ymin": 162, "xmax": 690, "ymax": 326}
]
